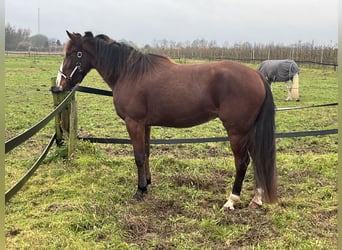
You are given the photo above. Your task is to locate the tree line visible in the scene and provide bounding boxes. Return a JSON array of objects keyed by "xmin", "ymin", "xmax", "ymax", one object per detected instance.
[
  {"xmin": 6, "ymin": 24, "xmax": 337, "ymax": 65},
  {"xmin": 143, "ymin": 39, "xmax": 338, "ymax": 65},
  {"xmin": 5, "ymin": 24, "xmax": 62, "ymax": 52}
]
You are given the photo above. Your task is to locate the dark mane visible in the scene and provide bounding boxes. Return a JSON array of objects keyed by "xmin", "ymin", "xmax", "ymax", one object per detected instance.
[{"xmin": 95, "ymin": 34, "xmax": 170, "ymax": 81}]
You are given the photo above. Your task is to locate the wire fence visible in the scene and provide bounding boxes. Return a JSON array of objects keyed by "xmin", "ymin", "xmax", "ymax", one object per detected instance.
[{"xmin": 5, "ymin": 85, "xmax": 338, "ymax": 203}]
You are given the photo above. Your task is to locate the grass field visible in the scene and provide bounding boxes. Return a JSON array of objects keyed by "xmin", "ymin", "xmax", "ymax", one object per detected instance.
[{"xmin": 5, "ymin": 55, "xmax": 337, "ymax": 249}]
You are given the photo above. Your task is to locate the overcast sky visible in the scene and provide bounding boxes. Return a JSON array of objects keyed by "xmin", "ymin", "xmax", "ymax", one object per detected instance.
[{"xmin": 5, "ymin": 0, "xmax": 338, "ymax": 47}]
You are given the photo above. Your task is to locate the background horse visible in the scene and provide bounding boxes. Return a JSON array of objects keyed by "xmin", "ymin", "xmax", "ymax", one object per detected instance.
[
  {"xmin": 52, "ymin": 31, "xmax": 277, "ymax": 210},
  {"xmin": 257, "ymin": 59, "xmax": 300, "ymax": 101}
]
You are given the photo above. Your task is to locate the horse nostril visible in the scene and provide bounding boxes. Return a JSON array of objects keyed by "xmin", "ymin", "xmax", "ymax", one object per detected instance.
[{"xmin": 50, "ymin": 86, "xmax": 64, "ymax": 93}]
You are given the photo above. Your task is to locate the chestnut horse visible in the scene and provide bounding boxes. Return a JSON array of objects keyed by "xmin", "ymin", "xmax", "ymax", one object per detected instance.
[{"xmin": 52, "ymin": 31, "xmax": 277, "ymax": 210}]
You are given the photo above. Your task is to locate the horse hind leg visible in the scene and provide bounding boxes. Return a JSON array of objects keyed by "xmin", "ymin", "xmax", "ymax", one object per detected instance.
[
  {"xmin": 222, "ymin": 133, "xmax": 250, "ymax": 211},
  {"xmin": 249, "ymin": 187, "xmax": 264, "ymax": 208},
  {"xmin": 223, "ymin": 133, "xmax": 267, "ymax": 210},
  {"xmin": 291, "ymin": 73, "xmax": 300, "ymax": 101}
]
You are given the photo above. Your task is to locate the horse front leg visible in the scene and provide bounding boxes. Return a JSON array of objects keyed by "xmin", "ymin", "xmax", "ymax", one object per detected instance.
[
  {"xmin": 145, "ymin": 126, "xmax": 151, "ymax": 186},
  {"xmin": 285, "ymin": 81, "xmax": 292, "ymax": 101},
  {"xmin": 125, "ymin": 118, "xmax": 149, "ymax": 200}
]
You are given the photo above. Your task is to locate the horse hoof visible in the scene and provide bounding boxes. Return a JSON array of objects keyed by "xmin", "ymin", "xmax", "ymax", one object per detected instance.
[
  {"xmin": 222, "ymin": 204, "xmax": 235, "ymax": 211},
  {"xmin": 249, "ymin": 200, "xmax": 262, "ymax": 209},
  {"xmin": 133, "ymin": 187, "xmax": 147, "ymax": 200},
  {"xmin": 222, "ymin": 194, "xmax": 240, "ymax": 211},
  {"xmin": 133, "ymin": 191, "xmax": 144, "ymax": 200},
  {"xmin": 222, "ymin": 200, "xmax": 236, "ymax": 211}
]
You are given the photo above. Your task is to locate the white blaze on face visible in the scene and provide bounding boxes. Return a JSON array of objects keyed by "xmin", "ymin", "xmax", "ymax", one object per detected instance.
[{"xmin": 56, "ymin": 61, "xmax": 64, "ymax": 88}]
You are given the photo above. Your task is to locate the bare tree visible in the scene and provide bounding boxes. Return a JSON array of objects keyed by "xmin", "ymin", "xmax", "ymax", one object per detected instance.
[{"xmin": 5, "ymin": 23, "xmax": 30, "ymax": 50}]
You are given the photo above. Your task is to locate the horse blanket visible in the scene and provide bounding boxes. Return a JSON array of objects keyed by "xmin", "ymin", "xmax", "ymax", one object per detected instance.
[
  {"xmin": 257, "ymin": 59, "xmax": 300, "ymax": 101},
  {"xmin": 257, "ymin": 59, "xmax": 299, "ymax": 83}
]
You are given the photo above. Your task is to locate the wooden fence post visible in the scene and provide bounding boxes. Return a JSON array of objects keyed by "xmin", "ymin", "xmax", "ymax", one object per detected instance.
[
  {"xmin": 68, "ymin": 94, "xmax": 77, "ymax": 159},
  {"xmin": 50, "ymin": 77, "xmax": 78, "ymax": 159}
]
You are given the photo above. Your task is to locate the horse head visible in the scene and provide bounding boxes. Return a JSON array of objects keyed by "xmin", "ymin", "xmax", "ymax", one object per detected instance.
[{"xmin": 52, "ymin": 31, "xmax": 95, "ymax": 92}]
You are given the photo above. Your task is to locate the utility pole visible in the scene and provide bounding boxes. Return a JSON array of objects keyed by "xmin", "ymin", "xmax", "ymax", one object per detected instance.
[{"xmin": 38, "ymin": 8, "xmax": 40, "ymax": 34}]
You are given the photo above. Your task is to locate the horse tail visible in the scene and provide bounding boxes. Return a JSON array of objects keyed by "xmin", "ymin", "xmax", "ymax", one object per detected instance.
[{"xmin": 250, "ymin": 75, "xmax": 277, "ymax": 203}]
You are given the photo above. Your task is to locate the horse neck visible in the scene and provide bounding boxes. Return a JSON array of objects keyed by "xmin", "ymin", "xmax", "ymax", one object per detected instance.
[
  {"xmin": 93, "ymin": 39, "xmax": 172, "ymax": 87},
  {"xmin": 93, "ymin": 60, "xmax": 120, "ymax": 87},
  {"xmin": 93, "ymin": 40, "xmax": 134, "ymax": 86}
]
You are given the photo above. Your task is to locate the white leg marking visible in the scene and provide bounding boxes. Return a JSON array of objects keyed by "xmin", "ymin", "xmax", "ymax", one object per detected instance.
[
  {"xmin": 249, "ymin": 188, "xmax": 263, "ymax": 208},
  {"xmin": 223, "ymin": 193, "xmax": 240, "ymax": 211},
  {"xmin": 285, "ymin": 81, "xmax": 292, "ymax": 101},
  {"xmin": 56, "ymin": 61, "xmax": 64, "ymax": 87}
]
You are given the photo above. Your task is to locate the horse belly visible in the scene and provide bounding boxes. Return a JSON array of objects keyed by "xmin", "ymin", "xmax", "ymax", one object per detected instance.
[
  {"xmin": 147, "ymin": 95, "xmax": 218, "ymax": 128},
  {"xmin": 151, "ymin": 110, "xmax": 218, "ymax": 128}
]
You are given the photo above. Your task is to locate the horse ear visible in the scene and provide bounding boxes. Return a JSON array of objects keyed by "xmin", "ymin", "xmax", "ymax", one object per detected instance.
[
  {"xmin": 66, "ymin": 30, "xmax": 78, "ymax": 42},
  {"xmin": 84, "ymin": 31, "xmax": 94, "ymax": 38}
]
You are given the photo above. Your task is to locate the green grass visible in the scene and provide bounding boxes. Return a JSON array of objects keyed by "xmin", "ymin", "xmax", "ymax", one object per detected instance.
[{"xmin": 5, "ymin": 55, "xmax": 337, "ymax": 249}]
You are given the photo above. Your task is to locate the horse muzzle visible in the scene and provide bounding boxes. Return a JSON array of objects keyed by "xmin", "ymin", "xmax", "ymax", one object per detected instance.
[
  {"xmin": 51, "ymin": 76, "xmax": 69, "ymax": 92},
  {"xmin": 50, "ymin": 85, "xmax": 65, "ymax": 93}
]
